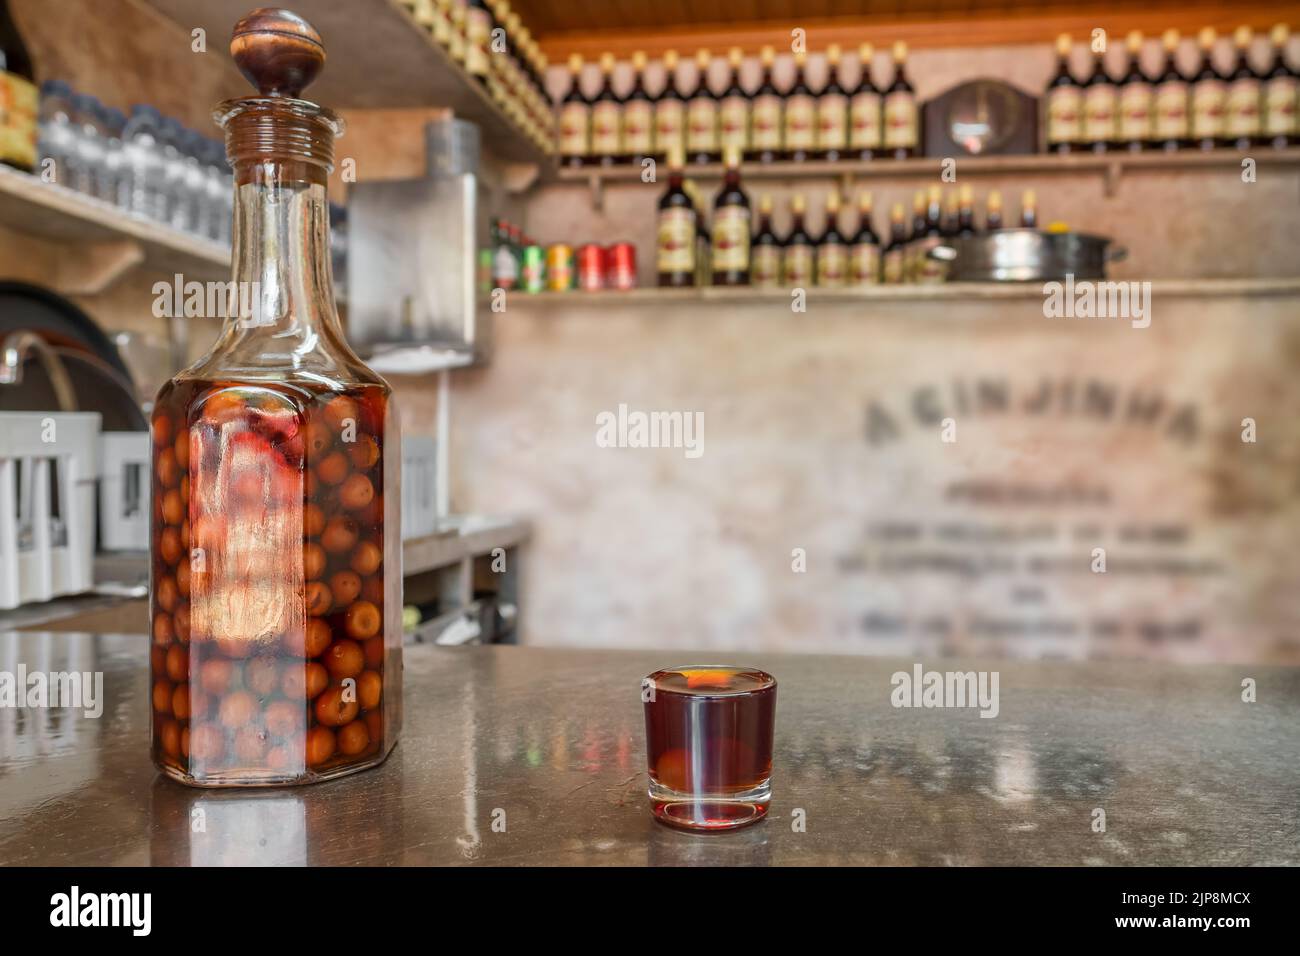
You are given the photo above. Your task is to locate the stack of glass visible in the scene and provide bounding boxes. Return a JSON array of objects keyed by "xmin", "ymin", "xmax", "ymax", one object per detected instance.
[{"xmin": 36, "ymin": 81, "xmax": 233, "ymax": 245}]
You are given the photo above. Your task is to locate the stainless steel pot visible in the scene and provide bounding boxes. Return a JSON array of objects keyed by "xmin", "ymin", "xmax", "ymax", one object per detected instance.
[{"xmin": 929, "ymin": 229, "xmax": 1127, "ymax": 282}]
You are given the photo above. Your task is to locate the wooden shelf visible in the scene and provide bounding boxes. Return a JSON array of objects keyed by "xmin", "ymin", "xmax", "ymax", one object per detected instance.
[
  {"xmin": 403, "ymin": 516, "xmax": 530, "ymax": 577},
  {"xmin": 558, "ymin": 148, "xmax": 1300, "ymax": 207},
  {"xmin": 142, "ymin": 0, "xmax": 550, "ymax": 167},
  {"xmin": 0, "ymin": 165, "xmax": 230, "ymax": 290},
  {"xmin": 501, "ymin": 278, "xmax": 1300, "ymax": 306}
]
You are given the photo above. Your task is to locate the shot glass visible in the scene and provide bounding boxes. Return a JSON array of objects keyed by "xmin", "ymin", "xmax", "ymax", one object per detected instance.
[{"xmin": 642, "ymin": 665, "xmax": 777, "ymax": 831}]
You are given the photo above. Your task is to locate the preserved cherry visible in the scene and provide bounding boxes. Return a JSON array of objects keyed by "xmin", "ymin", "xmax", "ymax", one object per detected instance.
[{"xmin": 149, "ymin": 8, "xmax": 400, "ymax": 787}]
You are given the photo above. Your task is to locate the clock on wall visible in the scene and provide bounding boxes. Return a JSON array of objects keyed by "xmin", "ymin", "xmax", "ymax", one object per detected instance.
[{"xmin": 922, "ymin": 79, "xmax": 1039, "ymax": 156}]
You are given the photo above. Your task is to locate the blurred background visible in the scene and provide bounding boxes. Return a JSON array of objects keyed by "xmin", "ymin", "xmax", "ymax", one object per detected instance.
[{"xmin": 1, "ymin": 0, "xmax": 1297, "ymax": 664}]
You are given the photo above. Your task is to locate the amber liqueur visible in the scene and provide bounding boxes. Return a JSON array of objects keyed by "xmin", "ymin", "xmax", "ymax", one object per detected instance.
[
  {"xmin": 643, "ymin": 666, "xmax": 777, "ymax": 829},
  {"xmin": 149, "ymin": 9, "xmax": 400, "ymax": 787}
]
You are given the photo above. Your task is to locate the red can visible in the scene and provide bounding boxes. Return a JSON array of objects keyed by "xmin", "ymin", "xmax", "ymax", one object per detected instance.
[
  {"xmin": 577, "ymin": 243, "xmax": 606, "ymax": 291},
  {"xmin": 606, "ymin": 242, "xmax": 637, "ymax": 290}
]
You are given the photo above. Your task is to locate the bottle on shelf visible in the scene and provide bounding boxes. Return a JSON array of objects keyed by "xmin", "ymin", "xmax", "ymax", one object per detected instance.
[
  {"xmin": 881, "ymin": 202, "xmax": 908, "ymax": 284},
  {"xmin": 849, "ymin": 42, "xmax": 882, "ymax": 161},
  {"xmin": 782, "ymin": 193, "xmax": 814, "ymax": 287},
  {"xmin": 818, "ymin": 44, "xmax": 849, "ymax": 161},
  {"xmin": 0, "ymin": 0, "xmax": 37, "ymax": 173},
  {"xmin": 656, "ymin": 146, "xmax": 696, "ymax": 287},
  {"xmin": 748, "ymin": 45, "xmax": 783, "ymax": 163},
  {"xmin": 1226, "ymin": 26, "xmax": 1263, "ymax": 150},
  {"xmin": 849, "ymin": 191, "xmax": 880, "ymax": 286},
  {"xmin": 985, "ymin": 189, "xmax": 1004, "ymax": 230},
  {"xmin": 463, "ymin": 0, "xmax": 492, "ymax": 81},
  {"xmin": 447, "ymin": 0, "xmax": 467, "ymax": 67},
  {"xmin": 1020, "ymin": 188, "xmax": 1038, "ymax": 228},
  {"xmin": 941, "ymin": 188, "xmax": 960, "ymax": 236},
  {"xmin": 683, "ymin": 178, "xmax": 711, "ymax": 286},
  {"xmin": 1119, "ymin": 31, "xmax": 1153, "ymax": 151},
  {"xmin": 655, "ymin": 50, "xmax": 686, "ymax": 160},
  {"xmin": 816, "ymin": 190, "xmax": 849, "ymax": 286},
  {"xmin": 904, "ymin": 188, "xmax": 925, "ymax": 281},
  {"xmin": 719, "ymin": 47, "xmax": 749, "ymax": 159},
  {"xmin": 1263, "ymin": 24, "xmax": 1298, "ymax": 148},
  {"xmin": 623, "ymin": 51, "xmax": 654, "ymax": 165},
  {"xmin": 1191, "ymin": 27, "xmax": 1227, "ymax": 150},
  {"xmin": 558, "ymin": 54, "xmax": 591, "ymax": 168},
  {"xmin": 687, "ymin": 48, "xmax": 720, "ymax": 164},
  {"xmin": 956, "ymin": 184, "xmax": 976, "ymax": 238},
  {"xmin": 591, "ymin": 52, "xmax": 623, "ymax": 166},
  {"xmin": 1083, "ymin": 42, "xmax": 1118, "ymax": 152},
  {"xmin": 1153, "ymin": 29, "xmax": 1190, "ymax": 151},
  {"xmin": 751, "ymin": 193, "xmax": 782, "ymax": 288},
  {"xmin": 884, "ymin": 41, "xmax": 918, "ymax": 159},
  {"xmin": 1046, "ymin": 33, "xmax": 1083, "ymax": 154},
  {"xmin": 915, "ymin": 184, "xmax": 945, "ymax": 284},
  {"xmin": 784, "ymin": 50, "xmax": 817, "ymax": 162},
  {"xmin": 711, "ymin": 145, "xmax": 750, "ymax": 285}
]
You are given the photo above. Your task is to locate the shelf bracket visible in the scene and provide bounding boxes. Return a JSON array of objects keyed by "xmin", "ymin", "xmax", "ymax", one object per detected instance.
[
  {"xmin": 588, "ymin": 173, "xmax": 604, "ymax": 212},
  {"xmin": 1103, "ymin": 161, "xmax": 1122, "ymax": 198},
  {"xmin": 501, "ymin": 161, "xmax": 540, "ymax": 194},
  {"xmin": 53, "ymin": 239, "xmax": 146, "ymax": 296}
]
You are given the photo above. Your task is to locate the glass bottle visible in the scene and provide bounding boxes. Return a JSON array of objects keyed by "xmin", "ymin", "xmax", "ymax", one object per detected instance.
[
  {"xmin": 784, "ymin": 51, "xmax": 816, "ymax": 161},
  {"xmin": 710, "ymin": 144, "xmax": 750, "ymax": 285},
  {"xmin": 0, "ymin": 0, "xmax": 37, "ymax": 173},
  {"xmin": 623, "ymin": 51, "xmax": 654, "ymax": 165},
  {"xmin": 782, "ymin": 193, "xmax": 814, "ymax": 287},
  {"xmin": 815, "ymin": 189, "xmax": 848, "ymax": 287},
  {"xmin": 558, "ymin": 54, "xmax": 590, "ymax": 168},
  {"xmin": 1152, "ymin": 30, "xmax": 1189, "ymax": 151},
  {"xmin": 1225, "ymin": 26, "xmax": 1263, "ymax": 150},
  {"xmin": 750, "ymin": 194, "xmax": 781, "ymax": 288},
  {"xmin": 655, "ymin": 146, "xmax": 695, "ymax": 287},
  {"xmin": 848, "ymin": 190, "xmax": 880, "ymax": 286},
  {"xmin": 654, "ymin": 50, "xmax": 686, "ymax": 160},
  {"xmin": 1191, "ymin": 27, "xmax": 1226, "ymax": 150},
  {"xmin": 747, "ymin": 45, "xmax": 782, "ymax": 163},
  {"xmin": 1118, "ymin": 31, "xmax": 1153, "ymax": 152},
  {"xmin": 849, "ymin": 43, "xmax": 882, "ymax": 160},
  {"xmin": 1263, "ymin": 24, "xmax": 1298, "ymax": 148},
  {"xmin": 1046, "ymin": 34, "xmax": 1082, "ymax": 154},
  {"xmin": 150, "ymin": 9, "xmax": 401, "ymax": 787},
  {"xmin": 883, "ymin": 41, "xmax": 918, "ymax": 159},
  {"xmin": 687, "ymin": 48, "xmax": 719, "ymax": 164},
  {"xmin": 817, "ymin": 44, "xmax": 849, "ymax": 161}
]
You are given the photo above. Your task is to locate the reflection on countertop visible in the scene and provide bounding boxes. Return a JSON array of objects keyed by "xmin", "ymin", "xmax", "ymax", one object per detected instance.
[{"xmin": 0, "ymin": 631, "xmax": 1297, "ymax": 866}]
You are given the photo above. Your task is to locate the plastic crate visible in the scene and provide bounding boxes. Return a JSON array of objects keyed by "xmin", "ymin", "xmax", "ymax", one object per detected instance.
[
  {"xmin": 98, "ymin": 431, "xmax": 151, "ymax": 552},
  {"xmin": 0, "ymin": 412, "xmax": 102, "ymax": 609}
]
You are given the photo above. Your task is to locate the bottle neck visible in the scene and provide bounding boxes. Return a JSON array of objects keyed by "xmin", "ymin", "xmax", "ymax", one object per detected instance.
[{"xmin": 214, "ymin": 159, "xmax": 348, "ymax": 371}]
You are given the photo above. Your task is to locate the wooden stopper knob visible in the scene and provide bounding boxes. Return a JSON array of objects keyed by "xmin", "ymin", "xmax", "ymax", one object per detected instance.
[{"xmin": 230, "ymin": 8, "xmax": 325, "ymax": 98}]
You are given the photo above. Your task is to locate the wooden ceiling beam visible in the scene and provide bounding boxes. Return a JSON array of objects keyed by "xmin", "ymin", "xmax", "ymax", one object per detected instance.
[{"xmin": 533, "ymin": 2, "xmax": 1300, "ymax": 59}]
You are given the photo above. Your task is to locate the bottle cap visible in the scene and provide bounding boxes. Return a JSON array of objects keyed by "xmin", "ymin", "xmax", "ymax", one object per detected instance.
[
  {"xmin": 858, "ymin": 190, "xmax": 872, "ymax": 209},
  {"xmin": 826, "ymin": 190, "xmax": 840, "ymax": 210},
  {"xmin": 216, "ymin": 8, "xmax": 343, "ymax": 173},
  {"xmin": 759, "ymin": 194, "xmax": 773, "ymax": 213},
  {"xmin": 1126, "ymin": 31, "xmax": 1143, "ymax": 51},
  {"xmin": 1022, "ymin": 188, "xmax": 1037, "ymax": 206},
  {"xmin": 1198, "ymin": 27, "xmax": 1217, "ymax": 48},
  {"xmin": 987, "ymin": 189, "xmax": 1003, "ymax": 209},
  {"xmin": 760, "ymin": 45, "xmax": 775, "ymax": 66},
  {"xmin": 890, "ymin": 202, "xmax": 904, "ymax": 220},
  {"xmin": 1234, "ymin": 25, "xmax": 1252, "ymax": 47},
  {"xmin": 1271, "ymin": 24, "xmax": 1290, "ymax": 45},
  {"xmin": 893, "ymin": 41, "xmax": 908, "ymax": 60},
  {"xmin": 859, "ymin": 42, "xmax": 874, "ymax": 60},
  {"xmin": 722, "ymin": 144, "xmax": 742, "ymax": 168},
  {"xmin": 664, "ymin": 49, "xmax": 679, "ymax": 68},
  {"xmin": 633, "ymin": 50, "xmax": 647, "ymax": 70},
  {"xmin": 1163, "ymin": 29, "xmax": 1180, "ymax": 50},
  {"xmin": 600, "ymin": 52, "xmax": 615, "ymax": 71},
  {"xmin": 792, "ymin": 193, "xmax": 806, "ymax": 213},
  {"xmin": 696, "ymin": 49, "xmax": 711, "ymax": 67},
  {"xmin": 568, "ymin": 53, "xmax": 583, "ymax": 71},
  {"xmin": 729, "ymin": 47, "xmax": 743, "ymax": 67},
  {"xmin": 667, "ymin": 145, "xmax": 685, "ymax": 170},
  {"xmin": 827, "ymin": 44, "xmax": 841, "ymax": 63},
  {"xmin": 1056, "ymin": 33, "xmax": 1072, "ymax": 55}
]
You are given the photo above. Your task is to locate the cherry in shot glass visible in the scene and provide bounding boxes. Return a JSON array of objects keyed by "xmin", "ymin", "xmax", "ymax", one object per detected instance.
[{"xmin": 642, "ymin": 665, "xmax": 777, "ymax": 831}]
